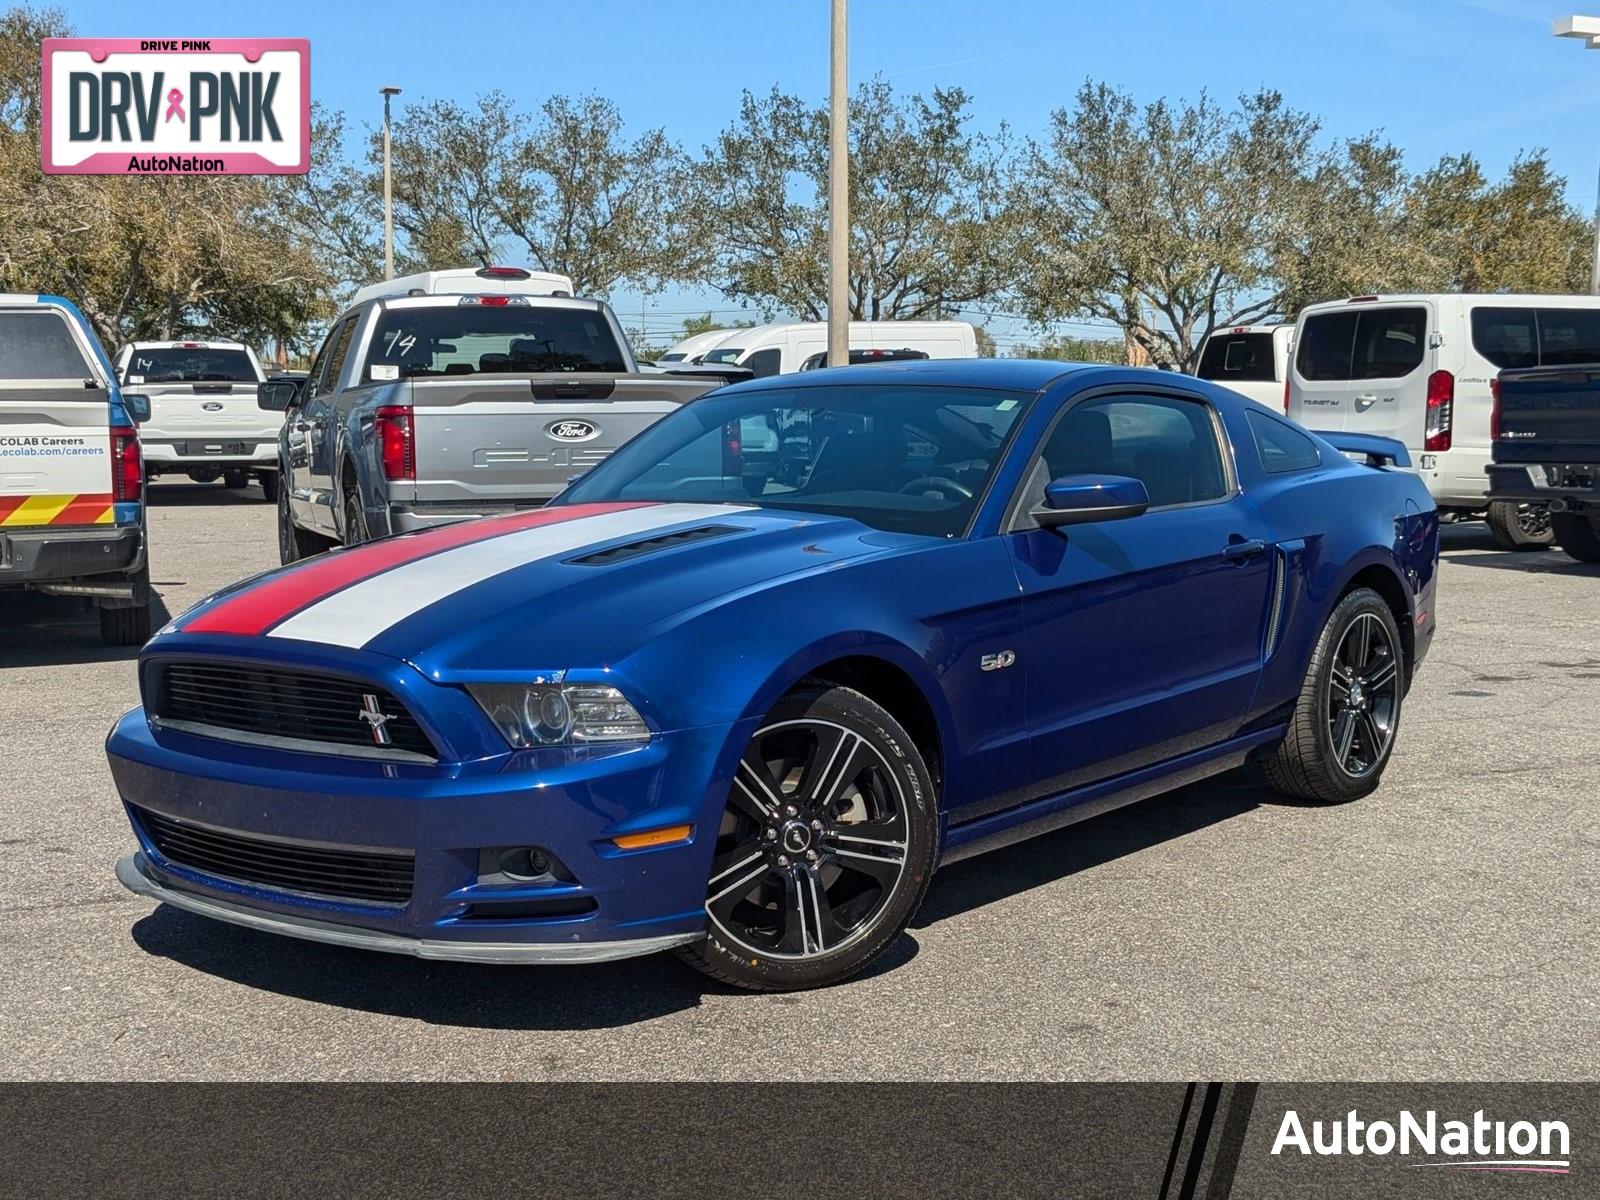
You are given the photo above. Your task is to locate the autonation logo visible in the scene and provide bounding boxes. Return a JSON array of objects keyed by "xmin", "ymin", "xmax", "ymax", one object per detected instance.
[{"xmin": 1272, "ymin": 1108, "xmax": 1571, "ymax": 1175}]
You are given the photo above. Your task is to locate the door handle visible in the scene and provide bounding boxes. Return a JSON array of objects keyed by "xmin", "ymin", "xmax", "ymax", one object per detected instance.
[{"xmin": 1223, "ymin": 538, "xmax": 1267, "ymax": 561}]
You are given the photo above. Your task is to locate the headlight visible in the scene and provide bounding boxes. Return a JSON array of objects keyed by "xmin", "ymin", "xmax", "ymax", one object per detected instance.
[{"xmin": 467, "ymin": 682, "xmax": 650, "ymax": 747}]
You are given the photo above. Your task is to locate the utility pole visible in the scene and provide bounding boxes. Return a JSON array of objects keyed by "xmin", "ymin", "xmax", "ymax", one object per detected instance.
[
  {"xmin": 380, "ymin": 86, "xmax": 402, "ymax": 280},
  {"xmin": 827, "ymin": 0, "xmax": 849, "ymax": 366}
]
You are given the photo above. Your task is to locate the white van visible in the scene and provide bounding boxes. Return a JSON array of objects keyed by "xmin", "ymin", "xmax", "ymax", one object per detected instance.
[
  {"xmin": 1287, "ymin": 293, "xmax": 1600, "ymax": 541},
  {"xmin": 1194, "ymin": 324, "xmax": 1292, "ymax": 408},
  {"xmin": 700, "ymin": 320, "xmax": 978, "ymax": 377},
  {"xmin": 657, "ymin": 329, "xmax": 736, "ymax": 364}
]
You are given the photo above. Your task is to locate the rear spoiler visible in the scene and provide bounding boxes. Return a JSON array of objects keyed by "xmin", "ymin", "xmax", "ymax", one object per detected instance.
[{"xmin": 1312, "ymin": 432, "xmax": 1411, "ymax": 468}]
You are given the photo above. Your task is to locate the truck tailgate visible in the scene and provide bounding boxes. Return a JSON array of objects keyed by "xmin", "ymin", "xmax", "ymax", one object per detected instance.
[
  {"xmin": 410, "ymin": 373, "xmax": 719, "ymax": 504},
  {"xmin": 139, "ymin": 381, "xmax": 278, "ymax": 441},
  {"xmin": 1494, "ymin": 366, "xmax": 1600, "ymax": 465}
]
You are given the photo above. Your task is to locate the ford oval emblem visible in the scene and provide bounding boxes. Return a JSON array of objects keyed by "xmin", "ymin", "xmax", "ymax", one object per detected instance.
[
  {"xmin": 546, "ymin": 419, "xmax": 598, "ymax": 443},
  {"xmin": 201, "ymin": 401, "xmax": 224, "ymax": 412}
]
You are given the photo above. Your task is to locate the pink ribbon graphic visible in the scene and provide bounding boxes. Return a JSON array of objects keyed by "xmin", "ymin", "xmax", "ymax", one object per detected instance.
[{"xmin": 164, "ymin": 88, "xmax": 185, "ymax": 123}]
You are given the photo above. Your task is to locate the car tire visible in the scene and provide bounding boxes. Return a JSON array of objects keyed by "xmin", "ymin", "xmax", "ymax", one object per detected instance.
[
  {"xmin": 341, "ymin": 480, "xmax": 369, "ymax": 548},
  {"xmin": 1552, "ymin": 511, "xmax": 1600, "ymax": 564},
  {"xmin": 257, "ymin": 471, "xmax": 281, "ymax": 504},
  {"xmin": 223, "ymin": 469, "xmax": 250, "ymax": 490},
  {"xmin": 278, "ymin": 477, "xmax": 330, "ymax": 565},
  {"xmin": 676, "ymin": 684, "xmax": 939, "ymax": 991},
  {"xmin": 1486, "ymin": 500, "xmax": 1553, "ymax": 551},
  {"xmin": 99, "ymin": 566, "xmax": 152, "ymax": 647},
  {"xmin": 1263, "ymin": 588, "xmax": 1405, "ymax": 804}
]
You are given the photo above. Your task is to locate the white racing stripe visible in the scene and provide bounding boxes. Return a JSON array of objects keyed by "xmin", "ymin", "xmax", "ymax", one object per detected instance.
[{"xmin": 268, "ymin": 503, "xmax": 744, "ymax": 649}]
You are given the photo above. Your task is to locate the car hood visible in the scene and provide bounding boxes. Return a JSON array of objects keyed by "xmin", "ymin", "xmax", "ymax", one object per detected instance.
[{"xmin": 171, "ymin": 501, "xmax": 909, "ymax": 675}]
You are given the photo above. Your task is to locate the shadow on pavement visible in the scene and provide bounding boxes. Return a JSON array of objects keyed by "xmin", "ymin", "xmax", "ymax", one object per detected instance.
[
  {"xmin": 145, "ymin": 479, "xmax": 273, "ymax": 507},
  {"xmin": 0, "ymin": 589, "xmax": 172, "ymax": 668},
  {"xmin": 915, "ymin": 775, "xmax": 1282, "ymax": 929}
]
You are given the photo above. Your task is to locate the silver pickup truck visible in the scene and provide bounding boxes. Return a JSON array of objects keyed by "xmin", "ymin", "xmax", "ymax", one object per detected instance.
[{"xmin": 260, "ymin": 268, "xmax": 740, "ymax": 562}]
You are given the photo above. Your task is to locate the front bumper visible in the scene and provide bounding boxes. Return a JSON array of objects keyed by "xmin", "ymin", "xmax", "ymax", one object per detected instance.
[
  {"xmin": 106, "ymin": 696, "xmax": 738, "ymax": 959},
  {"xmin": 115, "ymin": 852, "xmax": 700, "ymax": 963},
  {"xmin": 0, "ymin": 524, "xmax": 142, "ymax": 587}
]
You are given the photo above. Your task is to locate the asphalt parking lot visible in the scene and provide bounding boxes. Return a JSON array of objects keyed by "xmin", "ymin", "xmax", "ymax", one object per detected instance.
[{"xmin": 1, "ymin": 480, "xmax": 1596, "ymax": 1081}]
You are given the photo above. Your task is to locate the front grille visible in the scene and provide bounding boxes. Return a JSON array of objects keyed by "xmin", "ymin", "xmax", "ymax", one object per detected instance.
[
  {"xmin": 153, "ymin": 661, "xmax": 435, "ymax": 759},
  {"xmin": 137, "ymin": 807, "xmax": 414, "ymax": 905}
]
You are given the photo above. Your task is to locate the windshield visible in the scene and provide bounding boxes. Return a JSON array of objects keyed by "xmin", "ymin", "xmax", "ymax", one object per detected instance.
[
  {"xmin": 703, "ymin": 347, "xmax": 743, "ymax": 364},
  {"xmin": 560, "ymin": 383, "xmax": 1032, "ymax": 537},
  {"xmin": 124, "ymin": 347, "xmax": 254, "ymax": 383},
  {"xmin": 365, "ymin": 304, "xmax": 628, "ymax": 378}
]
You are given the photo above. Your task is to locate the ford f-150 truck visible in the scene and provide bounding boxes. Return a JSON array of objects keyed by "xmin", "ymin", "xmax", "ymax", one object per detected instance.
[
  {"xmin": 259, "ymin": 267, "xmax": 741, "ymax": 562},
  {"xmin": 1, "ymin": 294, "xmax": 154, "ymax": 644},
  {"xmin": 1488, "ymin": 364, "xmax": 1600, "ymax": 563},
  {"xmin": 113, "ymin": 339, "xmax": 280, "ymax": 500}
]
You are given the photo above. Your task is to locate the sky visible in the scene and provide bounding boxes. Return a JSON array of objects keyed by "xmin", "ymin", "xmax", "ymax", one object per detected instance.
[{"xmin": 58, "ymin": 0, "xmax": 1600, "ymax": 351}]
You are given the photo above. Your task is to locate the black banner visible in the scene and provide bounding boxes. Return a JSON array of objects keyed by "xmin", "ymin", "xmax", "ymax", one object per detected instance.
[{"xmin": 2, "ymin": 1083, "xmax": 1593, "ymax": 1197}]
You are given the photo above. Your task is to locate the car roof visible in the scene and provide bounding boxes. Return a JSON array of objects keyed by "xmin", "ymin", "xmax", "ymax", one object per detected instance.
[
  {"xmin": 124, "ymin": 340, "xmax": 249, "ymax": 349},
  {"xmin": 731, "ymin": 357, "xmax": 1106, "ymax": 392}
]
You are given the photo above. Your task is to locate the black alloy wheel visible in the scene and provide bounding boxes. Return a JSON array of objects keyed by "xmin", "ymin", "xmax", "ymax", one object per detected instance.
[
  {"xmin": 1326, "ymin": 611, "xmax": 1400, "ymax": 779},
  {"xmin": 678, "ymin": 685, "xmax": 937, "ymax": 991},
  {"xmin": 1263, "ymin": 587, "xmax": 1405, "ymax": 803}
]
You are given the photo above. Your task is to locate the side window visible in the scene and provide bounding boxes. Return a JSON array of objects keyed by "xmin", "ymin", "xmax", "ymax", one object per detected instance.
[
  {"xmin": 1295, "ymin": 312, "xmax": 1358, "ymax": 381},
  {"xmin": 1246, "ymin": 409, "xmax": 1322, "ymax": 474},
  {"xmin": 743, "ymin": 348, "xmax": 782, "ymax": 378},
  {"xmin": 1534, "ymin": 307, "xmax": 1600, "ymax": 366},
  {"xmin": 1470, "ymin": 307, "xmax": 1537, "ymax": 369},
  {"xmin": 1035, "ymin": 394, "xmax": 1229, "ymax": 510},
  {"xmin": 320, "ymin": 318, "xmax": 359, "ymax": 393},
  {"xmin": 1351, "ymin": 307, "xmax": 1426, "ymax": 379},
  {"xmin": 302, "ymin": 320, "xmax": 344, "ymax": 401}
]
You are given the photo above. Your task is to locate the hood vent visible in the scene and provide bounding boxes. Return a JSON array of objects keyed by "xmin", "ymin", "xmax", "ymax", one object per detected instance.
[{"xmin": 567, "ymin": 523, "xmax": 739, "ymax": 566}]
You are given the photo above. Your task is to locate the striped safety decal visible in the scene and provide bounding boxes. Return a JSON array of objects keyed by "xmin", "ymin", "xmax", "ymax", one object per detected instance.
[
  {"xmin": 184, "ymin": 502, "xmax": 745, "ymax": 649},
  {"xmin": 0, "ymin": 493, "xmax": 115, "ymax": 527}
]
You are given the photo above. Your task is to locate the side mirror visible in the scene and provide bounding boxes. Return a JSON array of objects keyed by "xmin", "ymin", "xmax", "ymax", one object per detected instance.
[
  {"xmin": 1032, "ymin": 474, "xmax": 1150, "ymax": 530},
  {"xmin": 257, "ymin": 379, "xmax": 303, "ymax": 412},
  {"xmin": 122, "ymin": 392, "xmax": 151, "ymax": 424}
]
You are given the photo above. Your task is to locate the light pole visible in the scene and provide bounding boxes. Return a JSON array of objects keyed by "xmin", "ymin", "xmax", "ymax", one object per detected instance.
[
  {"xmin": 1555, "ymin": 17, "xmax": 1600, "ymax": 294},
  {"xmin": 827, "ymin": 0, "xmax": 849, "ymax": 367},
  {"xmin": 380, "ymin": 85, "xmax": 402, "ymax": 280}
]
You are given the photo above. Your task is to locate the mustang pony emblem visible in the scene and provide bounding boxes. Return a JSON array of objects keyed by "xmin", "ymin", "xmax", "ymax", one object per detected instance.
[{"xmin": 357, "ymin": 693, "xmax": 392, "ymax": 746}]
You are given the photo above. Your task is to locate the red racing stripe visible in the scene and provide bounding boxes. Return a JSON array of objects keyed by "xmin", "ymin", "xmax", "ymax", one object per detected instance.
[
  {"xmin": 184, "ymin": 502, "xmax": 653, "ymax": 637},
  {"xmin": 0, "ymin": 495, "xmax": 29, "ymax": 523}
]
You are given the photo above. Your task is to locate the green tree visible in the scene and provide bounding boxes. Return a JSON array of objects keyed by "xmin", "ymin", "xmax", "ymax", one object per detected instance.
[
  {"xmin": 1012, "ymin": 83, "xmax": 1319, "ymax": 372},
  {"xmin": 382, "ymin": 92, "xmax": 699, "ymax": 297},
  {"xmin": 695, "ymin": 79, "xmax": 1013, "ymax": 320},
  {"xmin": 1008, "ymin": 334, "xmax": 1124, "ymax": 364}
]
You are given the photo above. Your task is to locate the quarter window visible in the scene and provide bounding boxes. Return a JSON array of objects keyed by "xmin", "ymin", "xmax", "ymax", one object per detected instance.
[
  {"xmin": 1246, "ymin": 409, "xmax": 1322, "ymax": 474},
  {"xmin": 1036, "ymin": 394, "xmax": 1229, "ymax": 509}
]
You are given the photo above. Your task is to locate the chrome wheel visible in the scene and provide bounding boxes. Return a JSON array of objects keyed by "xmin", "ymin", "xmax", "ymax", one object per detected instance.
[
  {"xmin": 704, "ymin": 718, "xmax": 909, "ymax": 961},
  {"xmin": 1327, "ymin": 612, "xmax": 1399, "ymax": 779}
]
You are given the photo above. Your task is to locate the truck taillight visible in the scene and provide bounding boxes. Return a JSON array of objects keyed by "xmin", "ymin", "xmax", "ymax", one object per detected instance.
[
  {"xmin": 721, "ymin": 421, "xmax": 743, "ymax": 477},
  {"xmin": 1283, "ymin": 373, "xmax": 1291, "ymax": 412},
  {"xmin": 375, "ymin": 405, "xmax": 415, "ymax": 481},
  {"xmin": 1424, "ymin": 369, "xmax": 1454, "ymax": 452},
  {"xmin": 1489, "ymin": 375, "xmax": 1501, "ymax": 440},
  {"xmin": 110, "ymin": 426, "xmax": 142, "ymax": 502}
]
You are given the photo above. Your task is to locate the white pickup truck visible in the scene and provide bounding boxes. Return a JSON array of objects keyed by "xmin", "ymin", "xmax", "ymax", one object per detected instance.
[{"xmin": 112, "ymin": 339, "xmax": 282, "ymax": 501}]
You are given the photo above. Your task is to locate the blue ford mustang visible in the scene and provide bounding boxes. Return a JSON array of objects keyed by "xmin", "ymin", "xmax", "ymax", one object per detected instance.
[{"xmin": 108, "ymin": 360, "xmax": 1439, "ymax": 990}]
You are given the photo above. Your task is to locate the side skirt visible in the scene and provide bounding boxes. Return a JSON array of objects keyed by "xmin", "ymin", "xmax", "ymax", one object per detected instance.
[{"xmin": 938, "ymin": 725, "xmax": 1287, "ymax": 865}]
